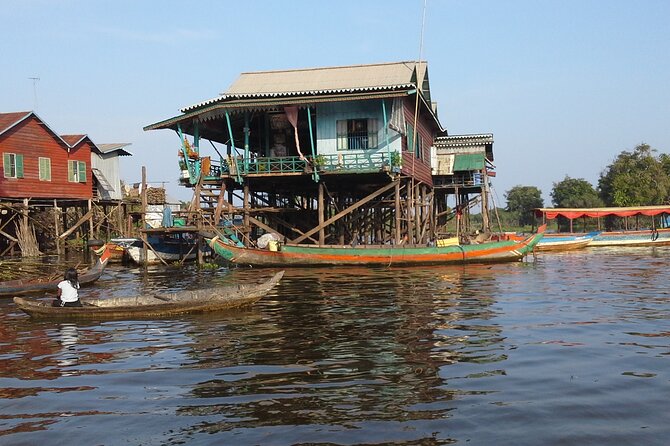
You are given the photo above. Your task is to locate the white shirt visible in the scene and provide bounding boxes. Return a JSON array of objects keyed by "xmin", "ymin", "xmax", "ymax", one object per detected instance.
[{"xmin": 58, "ymin": 280, "xmax": 79, "ymax": 302}]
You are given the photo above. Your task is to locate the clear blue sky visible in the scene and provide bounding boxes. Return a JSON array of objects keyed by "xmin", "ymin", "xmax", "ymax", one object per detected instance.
[{"xmin": 3, "ymin": 0, "xmax": 669, "ymax": 205}]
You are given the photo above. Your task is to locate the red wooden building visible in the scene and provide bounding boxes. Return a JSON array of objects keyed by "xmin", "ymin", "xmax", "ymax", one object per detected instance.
[{"xmin": 0, "ymin": 111, "xmax": 92, "ymax": 200}]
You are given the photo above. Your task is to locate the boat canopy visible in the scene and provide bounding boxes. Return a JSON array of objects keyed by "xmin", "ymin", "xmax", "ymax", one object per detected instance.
[{"xmin": 535, "ymin": 206, "xmax": 670, "ymax": 220}]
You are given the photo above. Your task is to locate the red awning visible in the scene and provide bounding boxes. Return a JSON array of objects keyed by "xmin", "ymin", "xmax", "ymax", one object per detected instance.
[{"xmin": 535, "ymin": 206, "xmax": 670, "ymax": 220}]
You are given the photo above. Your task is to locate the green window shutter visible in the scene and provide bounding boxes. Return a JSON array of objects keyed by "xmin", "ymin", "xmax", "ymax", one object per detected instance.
[
  {"xmin": 3, "ymin": 153, "xmax": 9, "ymax": 178},
  {"xmin": 15, "ymin": 154, "xmax": 24, "ymax": 178},
  {"xmin": 406, "ymin": 123, "xmax": 414, "ymax": 153},
  {"xmin": 68, "ymin": 160, "xmax": 75, "ymax": 182},
  {"xmin": 39, "ymin": 158, "xmax": 51, "ymax": 181},
  {"xmin": 336, "ymin": 120, "xmax": 347, "ymax": 150},
  {"xmin": 78, "ymin": 161, "xmax": 86, "ymax": 183}
]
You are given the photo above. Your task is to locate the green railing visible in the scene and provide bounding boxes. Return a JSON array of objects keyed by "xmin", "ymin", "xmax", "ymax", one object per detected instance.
[{"xmin": 188, "ymin": 152, "xmax": 397, "ymax": 182}]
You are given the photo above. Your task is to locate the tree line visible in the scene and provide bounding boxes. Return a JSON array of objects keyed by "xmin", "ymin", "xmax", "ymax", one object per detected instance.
[{"xmin": 504, "ymin": 143, "xmax": 670, "ymax": 228}]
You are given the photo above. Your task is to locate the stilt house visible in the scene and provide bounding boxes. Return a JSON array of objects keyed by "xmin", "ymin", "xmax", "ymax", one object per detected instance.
[{"xmin": 145, "ymin": 61, "xmax": 492, "ymax": 247}]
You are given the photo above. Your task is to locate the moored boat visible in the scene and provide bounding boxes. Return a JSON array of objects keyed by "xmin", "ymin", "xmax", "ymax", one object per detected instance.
[
  {"xmin": 0, "ymin": 244, "xmax": 112, "ymax": 297},
  {"xmin": 207, "ymin": 226, "xmax": 545, "ymax": 267},
  {"xmin": 535, "ymin": 206, "xmax": 670, "ymax": 247},
  {"xmin": 112, "ymin": 236, "xmax": 200, "ymax": 264},
  {"xmin": 13, "ymin": 271, "xmax": 284, "ymax": 320},
  {"xmin": 535, "ymin": 233, "xmax": 597, "ymax": 251}
]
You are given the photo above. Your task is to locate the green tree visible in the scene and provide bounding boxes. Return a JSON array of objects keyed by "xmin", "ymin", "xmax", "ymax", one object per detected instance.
[
  {"xmin": 598, "ymin": 143, "xmax": 670, "ymax": 206},
  {"xmin": 505, "ymin": 185, "xmax": 544, "ymax": 227},
  {"xmin": 551, "ymin": 176, "xmax": 603, "ymax": 208}
]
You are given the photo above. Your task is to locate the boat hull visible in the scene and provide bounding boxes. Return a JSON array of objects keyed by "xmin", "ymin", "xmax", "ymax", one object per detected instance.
[
  {"xmin": 208, "ymin": 231, "xmax": 544, "ymax": 267},
  {"xmin": 13, "ymin": 271, "xmax": 284, "ymax": 320},
  {"xmin": 589, "ymin": 228, "xmax": 670, "ymax": 246}
]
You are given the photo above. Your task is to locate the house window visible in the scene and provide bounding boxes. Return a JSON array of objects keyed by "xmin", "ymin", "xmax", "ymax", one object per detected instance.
[
  {"xmin": 68, "ymin": 160, "xmax": 86, "ymax": 183},
  {"xmin": 2, "ymin": 153, "xmax": 24, "ymax": 178},
  {"xmin": 39, "ymin": 157, "xmax": 51, "ymax": 181},
  {"xmin": 336, "ymin": 118, "xmax": 378, "ymax": 150},
  {"xmin": 404, "ymin": 123, "xmax": 423, "ymax": 159},
  {"xmin": 405, "ymin": 123, "xmax": 414, "ymax": 153}
]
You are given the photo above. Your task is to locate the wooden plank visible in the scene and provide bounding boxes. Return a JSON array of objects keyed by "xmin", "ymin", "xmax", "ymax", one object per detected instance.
[{"xmin": 58, "ymin": 209, "xmax": 94, "ymax": 240}]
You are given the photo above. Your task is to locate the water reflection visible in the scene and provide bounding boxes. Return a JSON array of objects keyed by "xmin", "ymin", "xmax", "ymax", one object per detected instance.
[{"xmin": 1, "ymin": 251, "xmax": 670, "ymax": 444}]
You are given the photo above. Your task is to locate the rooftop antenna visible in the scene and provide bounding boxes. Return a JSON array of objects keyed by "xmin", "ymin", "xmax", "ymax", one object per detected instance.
[{"xmin": 28, "ymin": 77, "xmax": 40, "ymax": 112}]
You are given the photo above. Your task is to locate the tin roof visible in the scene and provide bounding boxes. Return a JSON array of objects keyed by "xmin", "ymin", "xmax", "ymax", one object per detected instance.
[
  {"xmin": 0, "ymin": 111, "xmax": 71, "ymax": 148},
  {"xmin": 97, "ymin": 143, "xmax": 133, "ymax": 156},
  {"xmin": 0, "ymin": 111, "xmax": 32, "ymax": 135},
  {"xmin": 60, "ymin": 134, "xmax": 88, "ymax": 146},
  {"xmin": 182, "ymin": 61, "xmax": 429, "ymax": 112}
]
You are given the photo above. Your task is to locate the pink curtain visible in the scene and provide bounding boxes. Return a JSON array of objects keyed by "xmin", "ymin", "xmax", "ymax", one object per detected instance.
[{"xmin": 284, "ymin": 106, "xmax": 304, "ymax": 159}]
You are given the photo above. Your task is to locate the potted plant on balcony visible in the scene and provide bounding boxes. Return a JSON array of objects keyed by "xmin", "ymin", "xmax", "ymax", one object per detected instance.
[
  {"xmin": 390, "ymin": 151, "xmax": 402, "ymax": 173},
  {"xmin": 314, "ymin": 154, "xmax": 327, "ymax": 171},
  {"xmin": 179, "ymin": 159, "xmax": 189, "ymax": 179}
]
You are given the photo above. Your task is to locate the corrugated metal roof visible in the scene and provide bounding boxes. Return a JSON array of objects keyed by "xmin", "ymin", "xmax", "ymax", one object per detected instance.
[
  {"xmin": 61, "ymin": 134, "xmax": 87, "ymax": 146},
  {"xmin": 97, "ymin": 143, "xmax": 133, "ymax": 156},
  {"xmin": 0, "ymin": 111, "xmax": 71, "ymax": 148},
  {"xmin": 181, "ymin": 61, "xmax": 428, "ymax": 112},
  {"xmin": 0, "ymin": 111, "xmax": 32, "ymax": 135}
]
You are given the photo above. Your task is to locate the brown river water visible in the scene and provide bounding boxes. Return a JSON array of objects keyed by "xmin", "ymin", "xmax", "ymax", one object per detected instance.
[{"xmin": 1, "ymin": 247, "xmax": 669, "ymax": 445}]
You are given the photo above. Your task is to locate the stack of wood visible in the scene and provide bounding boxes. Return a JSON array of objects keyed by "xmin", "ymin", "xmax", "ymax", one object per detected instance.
[
  {"xmin": 146, "ymin": 187, "xmax": 166, "ymax": 205},
  {"xmin": 14, "ymin": 220, "xmax": 42, "ymax": 257}
]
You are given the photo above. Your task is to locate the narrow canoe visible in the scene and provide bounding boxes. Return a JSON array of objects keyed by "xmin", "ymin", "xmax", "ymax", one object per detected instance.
[
  {"xmin": 207, "ymin": 226, "xmax": 545, "ymax": 267},
  {"xmin": 0, "ymin": 244, "xmax": 113, "ymax": 297},
  {"xmin": 535, "ymin": 232, "xmax": 599, "ymax": 252},
  {"xmin": 13, "ymin": 271, "xmax": 284, "ymax": 320}
]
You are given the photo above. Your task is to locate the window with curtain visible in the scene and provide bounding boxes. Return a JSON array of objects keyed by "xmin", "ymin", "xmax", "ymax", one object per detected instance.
[
  {"xmin": 68, "ymin": 160, "xmax": 86, "ymax": 183},
  {"xmin": 405, "ymin": 122, "xmax": 414, "ymax": 153},
  {"xmin": 404, "ymin": 123, "xmax": 423, "ymax": 159},
  {"xmin": 3, "ymin": 153, "xmax": 23, "ymax": 178},
  {"xmin": 336, "ymin": 118, "xmax": 378, "ymax": 150},
  {"xmin": 39, "ymin": 157, "xmax": 51, "ymax": 181}
]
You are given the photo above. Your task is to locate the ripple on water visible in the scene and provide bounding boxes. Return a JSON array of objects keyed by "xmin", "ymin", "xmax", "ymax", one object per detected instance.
[{"xmin": 1, "ymin": 251, "xmax": 670, "ymax": 444}]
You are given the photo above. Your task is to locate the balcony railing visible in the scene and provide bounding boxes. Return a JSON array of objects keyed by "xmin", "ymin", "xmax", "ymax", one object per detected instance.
[{"xmin": 184, "ymin": 151, "xmax": 397, "ymax": 183}]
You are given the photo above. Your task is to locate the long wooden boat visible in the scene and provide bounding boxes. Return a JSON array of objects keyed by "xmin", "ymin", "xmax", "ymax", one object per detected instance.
[
  {"xmin": 0, "ymin": 244, "xmax": 113, "ymax": 297},
  {"xmin": 535, "ymin": 206, "xmax": 670, "ymax": 247},
  {"xmin": 207, "ymin": 226, "xmax": 545, "ymax": 267},
  {"xmin": 14, "ymin": 271, "xmax": 284, "ymax": 320},
  {"xmin": 505, "ymin": 231, "xmax": 599, "ymax": 251}
]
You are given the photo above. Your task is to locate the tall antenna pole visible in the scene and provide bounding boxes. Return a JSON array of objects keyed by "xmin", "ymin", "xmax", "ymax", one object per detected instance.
[{"xmin": 29, "ymin": 77, "xmax": 40, "ymax": 112}]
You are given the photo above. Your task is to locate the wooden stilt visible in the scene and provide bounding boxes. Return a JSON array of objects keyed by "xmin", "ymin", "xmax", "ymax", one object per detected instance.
[
  {"xmin": 141, "ymin": 166, "xmax": 148, "ymax": 266},
  {"xmin": 318, "ymin": 182, "xmax": 325, "ymax": 246}
]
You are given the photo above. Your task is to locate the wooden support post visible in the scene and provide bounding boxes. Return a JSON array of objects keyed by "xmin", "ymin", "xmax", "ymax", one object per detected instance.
[
  {"xmin": 88, "ymin": 199, "xmax": 93, "ymax": 240},
  {"xmin": 481, "ymin": 171, "xmax": 490, "ymax": 232},
  {"xmin": 414, "ymin": 182, "xmax": 421, "ymax": 243},
  {"xmin": 117, "ymin": 203, "xmax": 124, "ymax": 237},
  {"xmin": 395, "ymin": 180, "xmax": 401, "ymax": 244},
  {"xmin": 214, "ymin": 181, "xmax": 226, "ymax": 226},
  {"xmin": 407, "ymin": 180, "xmax": 414, "ymax": 244},
  {"xmin": 292, "ymin": 181, "xmax": 396, "ymax": 245},
  {"xmin": 141, "ymin": 166, "xmax": 148, "ymax": 266},
  {"xmin": 318, "ymin": 182, "xmax": 325, "ymax": 246},
  {"xmin": 53, "ymin": 199, "xmax": 61, "ymax": 255},
  {"xmin": 243, "ymin": 184, "xmax": 250, "ymax": 242}
]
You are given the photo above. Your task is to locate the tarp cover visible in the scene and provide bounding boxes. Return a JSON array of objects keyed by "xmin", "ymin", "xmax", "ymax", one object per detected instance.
[
  {"xmin": 453, "ymin": 153, "xmax": 484, "ymax": 171},
  {"xmin": 536, "ymin": 206, "xmax": 670, "ymax": 220}
]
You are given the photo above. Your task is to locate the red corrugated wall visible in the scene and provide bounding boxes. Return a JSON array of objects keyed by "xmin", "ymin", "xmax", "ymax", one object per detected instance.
[
  {"xmin": 0, "ymin": 116, "xmax": 92, "ymax": 199},
  {"xmin": 400, "ymin": 97, "xmax": 434, "ymax": 186}
]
